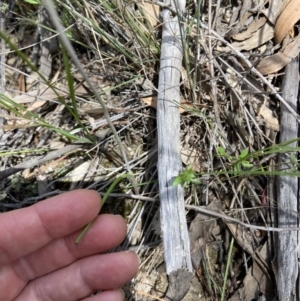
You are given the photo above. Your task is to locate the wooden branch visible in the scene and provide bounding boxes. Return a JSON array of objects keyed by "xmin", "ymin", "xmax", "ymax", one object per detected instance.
[
  {"xmin": 157, "ymin": 1, "xmax": 192, "ymax": 300},
  {"xmin": 277, "ymin": 57, "xmax": 299, "ymax": 301}
]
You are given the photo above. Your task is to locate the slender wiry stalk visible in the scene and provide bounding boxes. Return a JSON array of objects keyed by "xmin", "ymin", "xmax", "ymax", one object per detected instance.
[{"xmin": 44, "ymin": 0, "xmax": 132, "ymax": 174}]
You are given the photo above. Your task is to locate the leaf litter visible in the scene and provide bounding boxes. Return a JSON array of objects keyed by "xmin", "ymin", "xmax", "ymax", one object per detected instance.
[{"xmin": 1, "ymin": 0, "xmax": 300, "ymax": 300}]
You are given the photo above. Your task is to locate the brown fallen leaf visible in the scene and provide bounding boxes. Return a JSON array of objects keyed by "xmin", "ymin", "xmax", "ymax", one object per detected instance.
[
  {"xmin": 189, "ymin": 201, "xmax": 223, "ymax": 267},
  {"xmin": 226, "ymin": 221, "xmax": 272, "ymax": 280},
  {"xmin": 256, "ymin": 33, "xmax": 300, "ymax": 75},
  {"xmin": 274, "ymin": 0, "xmax": 300, "ymax": 44},
  {"xmin": 262, "ymin": 0, "xmax": 290, "ymax": 25},
  {"xmin": 258, "ymin": 102, "xmax": 279, "ymax": 131},
  {"xmin": 136, "ymin": 2, "xmax": 160, "ymax": 28},
  {"xmin": 0, "ymin": 100, "xmax": 37, "ymax": 130},
  {"xmin": 140, "ymin": 96, "xmax": 186, "ymax": 114},
  {"xmin": 141, "ymin": 96, "xmax": 209, "ymax": 115},
  {"xmin": 228, "ymin": 242, "xmax": 275, "ymax": 301},
  {"xmin": 180, "ymin": 146, "xmax": 202, "ymax": 172},
  {"xmin": 13, "ymin": 84, "xmax": 89, "ymax": 104},
  {"xmin": 218, "ymin": 21, "xmax": 274, "ymax": 52},
  {"xmin": 18, "ymin": 74, "xmax": 26, "ymax": 94},
  {"xmin": 232, "ymin": 17, "xmax": 267, "ymax": 41}
]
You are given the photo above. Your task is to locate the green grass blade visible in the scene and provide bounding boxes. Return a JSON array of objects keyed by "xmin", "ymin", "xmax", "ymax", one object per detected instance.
[
  {"xmin": 221, "ymin": 237, "xmax": 234, "ymax": 301},
  {"xmin": 75, "ymin": 173, "xmax": 135, "ymax": 244}
]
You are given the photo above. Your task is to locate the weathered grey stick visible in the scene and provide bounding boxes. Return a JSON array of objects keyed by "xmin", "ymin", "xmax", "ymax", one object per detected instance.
[
  {"xmin": 277, "ymin": 57, "xmax": 299, "ymax": 301},
  {"xmin": 157, "ymin": 1, "xmax": 192, "ymax": 300},
  {"xmin": 0, "ymin": 144, "xmax": 81, "ymax": 181}
]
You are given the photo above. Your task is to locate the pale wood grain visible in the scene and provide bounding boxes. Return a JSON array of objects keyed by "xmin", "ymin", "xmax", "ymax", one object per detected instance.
[
  {"xmin": 157, "ymin": 1, "xmax": 192, "ymax": 300},
  {"xmin": 277, "ymin": 57, "xmax": 299, "ymax": 301}
]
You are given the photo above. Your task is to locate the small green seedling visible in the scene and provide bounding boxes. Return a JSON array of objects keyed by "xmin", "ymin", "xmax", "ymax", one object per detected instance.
[
  {"xmin": 172, "ymin": 166, "xmax": 201, "ymax": 187},
  {"xmin": 217, "ymin": 147, "xmax": 253, "ymax": 176},
  {"xmin": 234, "ymin": 148, "xmax": 253, "ymax": 174}
]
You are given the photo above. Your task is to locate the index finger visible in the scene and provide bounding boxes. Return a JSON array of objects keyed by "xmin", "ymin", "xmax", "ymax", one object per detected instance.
[{"xmin": 0, "ymin": 189, "xmax": 101, "ymax": 266}]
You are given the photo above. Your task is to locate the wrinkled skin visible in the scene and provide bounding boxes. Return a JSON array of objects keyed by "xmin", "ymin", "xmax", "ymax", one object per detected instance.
[{"xmin": 0, "ymin": 190, "xmax": 139, "ymax": 301}]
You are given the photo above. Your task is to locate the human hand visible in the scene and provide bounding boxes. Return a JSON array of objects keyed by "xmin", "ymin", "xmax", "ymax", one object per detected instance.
[{"xmin": 0, "ymin": 190, "xmax": 139, "ymax": 301}]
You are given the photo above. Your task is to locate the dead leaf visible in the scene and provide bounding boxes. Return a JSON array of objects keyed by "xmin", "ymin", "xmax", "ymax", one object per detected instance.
[
  {"xmin": 259, "ymin": 102, "xmax": 279, "ymax": 131},
  {"xmin": 228, "ymin": 243, "xmax": 275, "ymax": 301},
  {"xmin": 262, "ymin": 0, "xmax": 291, "ymax": 25},
  {"xmin": 218, "ymin": 22, "xmax": 274, "ymax": 52},
  {"xmin": 0, "ymin": 106, "xmax": 36, "ymax": 130},
  {"xmin": 140, "ymin": 96, "xmax": 158, "ymax": 109},
  {"xmin": 226, "ymin": 222, "xmax": 255, "ymax": 255},
  {"xmin": 79, "ymin": 102, "xmax": 105, "ymax": 118},
  {"xmin": 256, "ymin": 33, "xmax": 300, "ymax": 75},
  {"xmin": 274, "ymin": 0, "xmax": 300, "ymax": 44},
  {"xmin": 181, "ymin": 146, "xmax": 202, "ymax": 172},
  {"xmin": 181, "ymin": 67, "xmax": 189, "ymax": 89},
  {"xmin": 65, "ymin": 160, "xmax": 91, "ymax": 183},
  {"xmin": 234, "ymin": 21, "xmax": 274, "ymax": 51},
  {"xmin": 137, "ymin": 2, "xmax": 160, "ymax": 28},
  {"xmin": 232, "ymin": 17, "xmax": 267, "ymax": 41},
  {"xmin": 189, "ymin": 201, "xmax": 223, "ymax": 267},
  {"xmin": 10, "ymin": 83, "xmax": 89, "ymax": 112},
  {"xmin": 140, "ymin": 96, "xmax": 186, "ymax": 114},
  {"xmin": 226, "ymin": 221, "xmax": 272, "ymax": 281},
  {"xmin": 18, "ymin": 74, "xmax": 26, "ymax": 94},
  {"xmin": 13, "ymin": 84, "xmax": 88, "ymax": 105}
]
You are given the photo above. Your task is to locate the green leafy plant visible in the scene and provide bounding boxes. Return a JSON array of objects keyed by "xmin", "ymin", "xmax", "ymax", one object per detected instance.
[
  {"xmin": 217, "ymin": 147, "xmax": 253, "ymax": 175},
  {"xmin": 11, "ymin": 175, "xmax": 37, "ymax": 196},
  {"xmin": 173, "ymin": 139, "xmax": 300, "ymax": 188},
  {"xmin": 172, "ymin": 166, "xmax": 201, "ymax": 187}
]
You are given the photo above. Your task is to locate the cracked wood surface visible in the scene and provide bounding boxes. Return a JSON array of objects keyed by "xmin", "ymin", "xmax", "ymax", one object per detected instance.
[
  {"xmin": 276, "ymin": 57, "xmax": 299, "ymax": 301},
  {"xmin": 157, "ymin": 1, "xmax": 192, "ymax": 300}
]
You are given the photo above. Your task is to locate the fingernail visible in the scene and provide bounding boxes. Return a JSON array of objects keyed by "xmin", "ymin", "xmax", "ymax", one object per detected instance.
[
  {"xmin": 119, "ymin": 288, "xmax": 125, "ymax": 299},
  {"xmin": 125, "ymin": 249, "xmax": 136, "ymax": 254},
  {"xmin": 126, "ymin": 250, "xmax": 140, "ymax": 264}
]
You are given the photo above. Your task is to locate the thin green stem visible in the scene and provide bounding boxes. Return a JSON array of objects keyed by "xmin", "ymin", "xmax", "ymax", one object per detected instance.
[
  {"xmin": 76, "ymin": 173, "xmax": 135, "ymax": 244},
  {"xmin": 44, "ymin": 0, "xmax": 132, "ymax": 174},
  {"xmin": 221, "ymin": 237, "xmax": 234, "ymax": 301}
]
